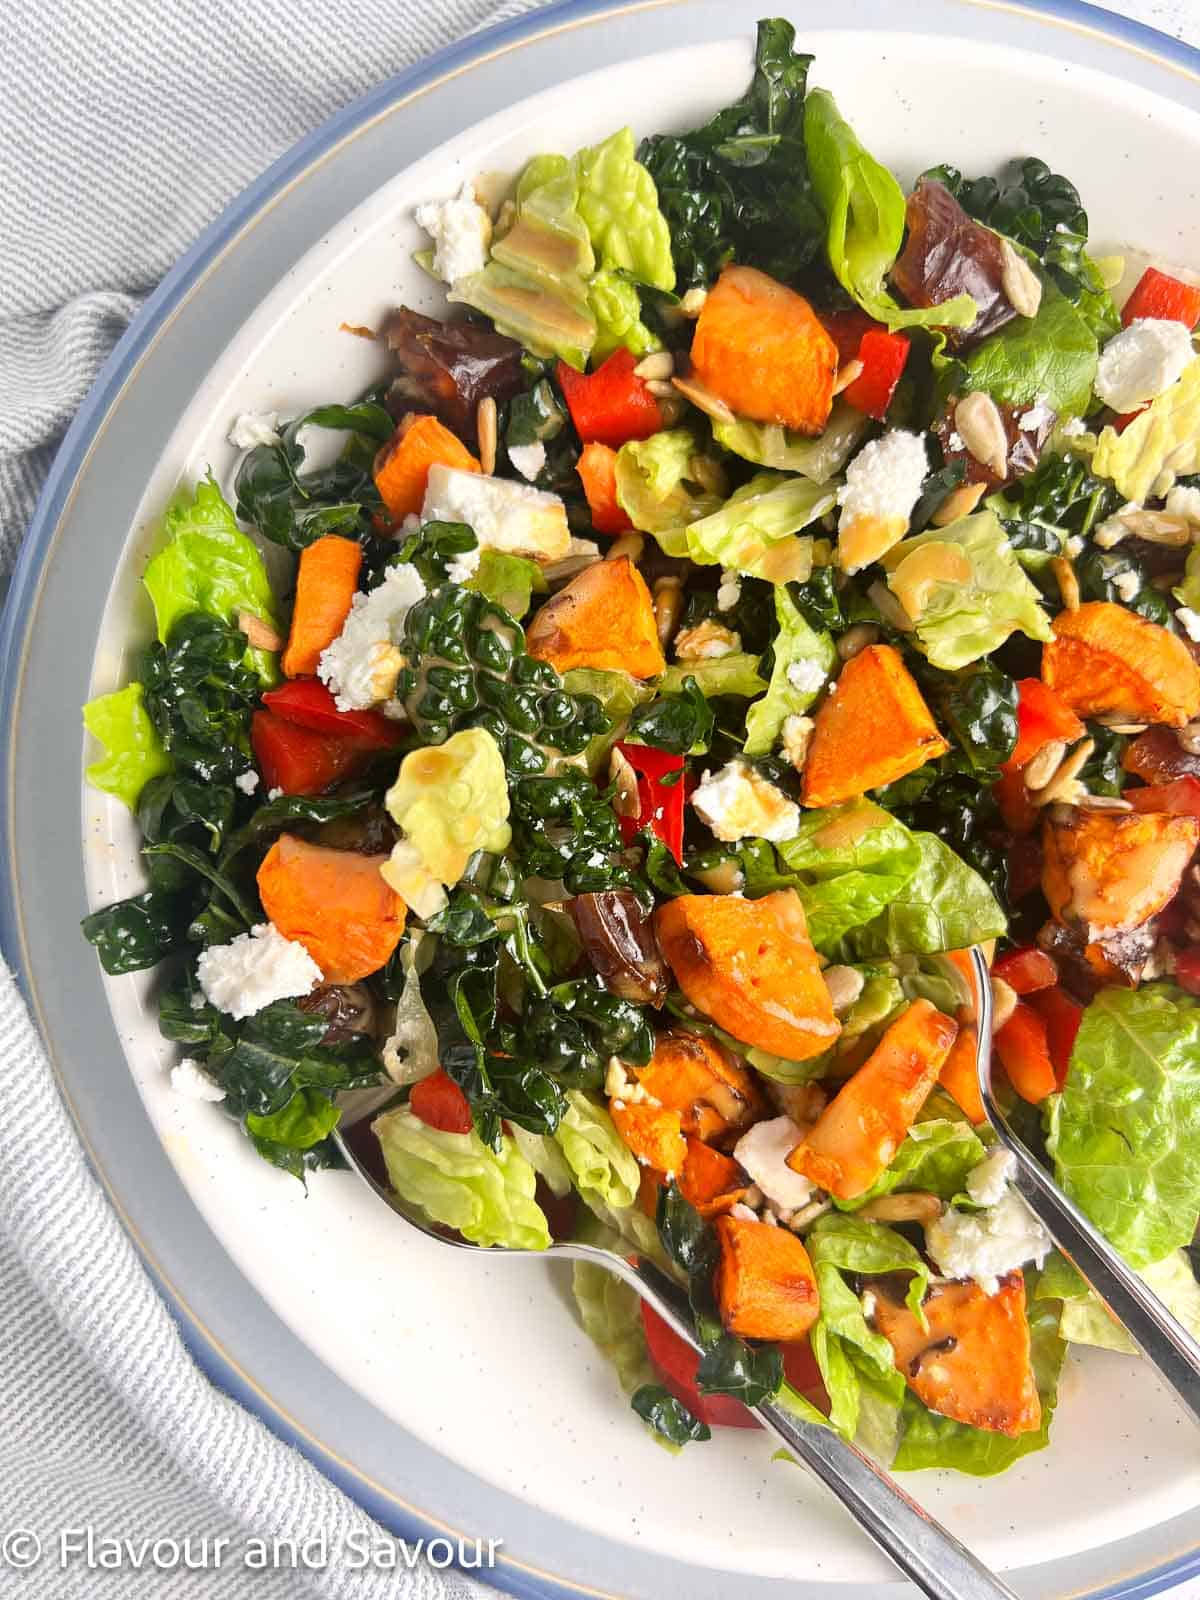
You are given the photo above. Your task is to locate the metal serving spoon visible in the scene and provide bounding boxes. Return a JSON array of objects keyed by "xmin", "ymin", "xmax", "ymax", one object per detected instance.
[{"xmin": 965, "ymin": 947, "xmax": 1200, "ymax": 1426}]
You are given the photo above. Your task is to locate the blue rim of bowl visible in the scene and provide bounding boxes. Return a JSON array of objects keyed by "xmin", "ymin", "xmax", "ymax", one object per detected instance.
[{"xmin": 2, "ymin": 1, "xmax": 1200, "ymax": 1595}]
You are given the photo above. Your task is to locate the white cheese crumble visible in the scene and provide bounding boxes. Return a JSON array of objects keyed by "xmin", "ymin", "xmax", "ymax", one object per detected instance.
[
  {"xmin": 1177, "ymin": 606, "xmax": 1200, "ymax": 643},
  {"xmin": 228, "ymin": 411, "xmax": 281, "ymax": 450},
  {"xmin": 1094, "ymin": 318, "xmax": 1195, "ymax": 414},
  {"xmin": 1059, "ymin": 415, "xmax": 1088, "ymax": 437},
  {"xmin": 445, "ymin": 545, "xmax": 482, "ymax": 585},
  {"xmin": 171, "ymin": 1057, "xmax": 227, "ymax": 1103},
  {"xmin": 781, "ymin": 714, "xmax": 814, "ymax": 769},
  {"xmin": 1113, "ymin": 568, "xmax": 1141, "ymax": 603},
  {"xmin": 690, "ymin": 759, "xmax": 801, "ymax": 843},
  {"xmin": 235, "ymin": 770, "xmax": 260, "ymax": 796},
  {"xmin": 786, "ymin": 657, "xmax": 826, "ymax": 695},
  {"xmin": 267, "ymin": 787, "xmax": 283, "ymax": 801},
  {"xmin": 507, "ymin": 441, "xmax": 547, "ymax": 481},
  {"xmin": 1065, "ymin": 535, "xmax": 1084, "ymax": 558},
  {"xmin": 965, "ymin": 1147, "xmax": 1015, "ymax": 1208},
  {"xmin": 716, "ymin": 570, "xmax": 742, "ymax": 612},
  {"xmin": 1165, "ymin": 484, "xmax": 1200, "ymax": 525},
  {"xmin": 414, "ymin": 182, "xmax": 492, "ymax": 286},
  {"xmin": 733, "ymin": 1116, "xmax": 814, "ymax": 1212},
  {"xmin": 1019, "ymin": 399, "xmax": 1055, "ymax": 432},
  {"xmin": 837, "ymin": 429, "xmax": 928, "ymax": 544},
  {"xmin": 196, "ymin": 922, "xmax": 322, "ymax": 1021},
  {"xmin": 947, "ymin": 430, "xmax": 966, "ymax": 452},
  {"xmin": 317, "ymin": 562, "xmax": 426, "ymax": 712},
  {"xmin": 925, "ymin": 1189, "xmax": 1051, "ymax": 1294},
  {"xmin": 674, "ymin": 619, "xmax": 740, "ymax": 660},
  {"xmin": 422, "ymin": 464, "xmax": 570, "ymax": 564}
]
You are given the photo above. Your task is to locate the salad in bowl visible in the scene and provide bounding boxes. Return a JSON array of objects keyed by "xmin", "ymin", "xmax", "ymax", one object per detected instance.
[{"xmin": 81, "ymin": 18, "xmax": 1200, "ymax": 1475}]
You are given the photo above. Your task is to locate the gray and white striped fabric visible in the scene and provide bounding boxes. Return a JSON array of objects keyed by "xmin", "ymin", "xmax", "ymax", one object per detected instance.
[{"xmin": 0, "ymin": 2, "xmax": 1197, "ymax": 1599}]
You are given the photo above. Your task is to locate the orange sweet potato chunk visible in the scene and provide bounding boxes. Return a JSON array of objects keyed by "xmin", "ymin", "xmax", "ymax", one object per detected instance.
[
  {"xmin": 872, "ymin": 1274, "xmax": 1041, "ymax": 1437},
  {"xmin": 281, "ymin": 535, "xmax": 362, "ymax": 678},
  {"xmin": 802, "ymin": 645, "xmax": 950, "ymax": 808},
  {"xmin": 1042, "ymin": 602, "xmax": 1200, "ymax": 728},
  {"xmin": 938, "ymin": 1020, "xmax": 987, "ymax": 1125},
  {"xmin": 525, "ymin": 556, "xmax": 665, "ymax": 678},
  {"xmin": 636, "ymin": 1030, "xmax": 766, "ymax": 1143},
  {"xmin": 690, "ymin": 265, "xmax": 838, "ymax": 435},
  {"xmin": 257, "ymin": 833, "xmax": 406, "ymax": 983},
  {"xmin": 374, "ymin": 413, "xmax": 480, "ymax": 523},
  {"xmin": 788, "ymin": 999, "xmax": 957, "ymax": 1199},
  {"xmin": 609, "ymin": 1101, "xmax": 686, "ymax": 1176},
  {"xmin": 1041, "ymin": 805, "xmax": 1199, "ymax": 937},
  {"xmin": 679, "ymin": 1137, "xmax": 747, "ymax": 1217},
  {"xmin": 654, "ymin": 891, "xmax": 840, "ymax": 1062},
  {"xmin": 714, "ymin": 1214, "xmax": 821, "ymax": 1341}
]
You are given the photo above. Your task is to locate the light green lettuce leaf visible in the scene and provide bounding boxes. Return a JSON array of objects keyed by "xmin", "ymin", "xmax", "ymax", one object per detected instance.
[
  {"xmin": 675, "ymin": 473, "xmax": 834, "ymax": 576},
  {"xmin": 892, "ymin": 1288, "xmax": 1065, "ymax": 1475},
  {"xmin": 803, "ymin": 88, "xmax": 976, "ymax": 333},
  {"xmin": 562, "ymin": 666, "xmax": 653, "ymax": 773},
  {"xmin": 1049, "ymin": 1250, "xmax": 1200, "ymax": 1355},
  {"xmin": 574, "ymin": 127, "xmax": 675, "ymax": 292},
  {"xmin": 777, "ymin": 800, "xmax": 923, "ymax": 953},
  {"xmin": 837, "ymin": 1118, "xmax": 986, "ymax": 1213},
  {"xmin": 467, "ymin": 549, "xmax": 546, "ymax": 618},
  {"xmin": 956, "ymin": 277, "xmax": 1099, "ymax": 417},
  {"xmin": 82, "ymin": 682, "xmax": 172, "ymax": 811},
  {"xmin": 588, "ymin": 269, "xmax": 662, "ymax": 362},
  {"xmin": 1093, "ymin": 356, "xmax": 1200, "ymax": 502},
  {"xmin": 839, "ymin": 830, "xmax": 1007, "ymax": 960},
  {"xmin": 1045, "ymin": 984, "xmax": 1200, "ymax": 1268},
  {"xmin": 509, "ymin": 1124, "xmax": 575, "ymax": 1198},
  {"xmin": 713, "ymin": 400, "xmax": 869, "ymax": 484},
  {"xmin": 555, "ymin": 1090, "xmax": 640, "ymax": 1211},
  {"xmin": 572, "ymin": 1260, "xmax": 657, "ymax": 1394},
  {"xmin": 142, "ymin": 474, "xmax": 280, "ymax": 683},
  {"xmin": 745, "ymin": 585, "xmax": 836, "ymax": 757},
  {"xmin": 881, "ymin": 509, "xmax": 1052, "ymax": 670},
  {"xmin": 659, "ymin": 654, "xmax": 767, "ymax": 699},
  {"xmin": 1175, "ymin": 543, "xmax": 1200, "ymax": 614},
  {"xmin": 373, "ymin": 1105, "xmax": 550, "ymax": 1250},
  {"xmin": 614, "ymin": 429, "xmax": 723, "ymax": 538}
]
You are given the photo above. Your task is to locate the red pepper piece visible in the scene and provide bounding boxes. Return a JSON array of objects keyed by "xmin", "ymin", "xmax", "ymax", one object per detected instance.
[
  {"xmin": 556, "ymin": 348, "xmax": 662, "ymax": 449},
  {"xmin": 409, "ymin": 1069, "xmax": 474, "ymax": 1134},
  {"xmin": 262, "ymin": 678, "xmax": 404, "ymax": 750},
  {"xmin": 1001, "ymin": 678, "xmax": 1086, "ymax": 774},
  {"xmin": 1123, "ymin": 775, "xmax": 1200, "ymax": 821},
  {"xmin": 994, "ymin": 1002, "xmax": 1057, "ymax": 1105},
  {"xmin": 1111, "ymin": 407, "xmax": 1147, "ymax": 434},
  {"xmin": 1175, "ymin": 949, "xmax": 1200, "ymax": 996},
  {"xmin": 250, "ymin": 710, "xmax": 371, "ymax": 796},
  {"xmin": 994, "ymin": 767, "xmax": 1039, "ymax": 835},
  {"xmin": 1026, "ymin": 986, "xmax": 1083, "ymax": 1086},
  {"xmin": 1005, "ymin": 832, "xmax": 1045, "ymax": 900},
  {"xmin": 992, "ymin": 946, "xmax": 1058, "ymax": 995},
  {"xmin": 577, "ymin": 441, "xmax": 632, "ymax": 535},
  {"xmin": 842, "ymin": 328, "xmax": 911, "ymax": 421},
  {"xmin": 639, "ymin": 1301, "xmax": 759, "ymax": 1430},
  {"xmin": 614, "ymin": 740, "xmax": 685, "ymax": 863},
  {"xmin": 819, "ymin": 308, "xmax": 879, "ymax": 365},
  {"xmin": 1121, "ymin": 266, "xmax": 1200, "ymax": 330}
]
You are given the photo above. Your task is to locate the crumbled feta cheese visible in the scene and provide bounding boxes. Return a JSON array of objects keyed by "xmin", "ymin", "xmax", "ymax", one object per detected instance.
[
  {"xmin": 317, "ymin": 562, "xmax": 426, "ymax": 711},
  {"xmin": 1094, "ymin": 318, "xmax": 1195, "ymax": 413},
  {"xmin": 1165, "ymin": 484, "xmax": 1200, "ymax": 525},
  {"xmin": 422, "ymin": 464, "xmax": 570, "ymax": 564},
  {"xmin": 1065, "ymin": 535, "xmax": 1084, "ymax": 558},
  {"xmin": 716, "ymin": 571, "xmax": 742, "ymax": 612},
  {"xmin": 674, "ymin": 619, "xmax": 740, "ymax": 660},
  {"xmin": 925, "ymin": 1190, "xmax": 1051, "ymax": 1294},
  {"xmin": 861, "ymin": 1289, "xmax": 877, "ymax": 1322},
  {"xmin": 837, "ymin": 430, "xmax": 928, "ymax": 559},
  {"xmin": 691, "ymin": 759, "xmax": 801, "ymax": 843},
  {"xmin": 1094, "ymin": 513, "xmax": 1130, "ymax": 549},
  {"xmin": 1177, "ymin": 606, "xmax": 1200, "ymax": 643},
  {"xmin": 1058, "ymin": 415, "xmax": 1088, "ymax": 438},
  {"xmin": 965, "ymin": 1148, "xmax": 1016, "ymax": 1208},
  {"xmin": 445, "ymin": 544, "xmax": 482, "ymax": 585},
  {"xmin": 267, "ymin": 787, "xmax": 283, "ymax": 801},
  {"xmin": 228, "ymin": 411, "xmax": 281, "ymax": 450},
  {"xmin": 1113, "ymin": 568, "xmax": 1141, "ymax": 602},
  {"xmin": 948, "ymin": 431, "xmax": 966, "ymax": 453},
  {"xmin": 414, "ymin": 182, "xmax": 492, "ymax": 286},
  {"xmin": 1018, "ymin": 398, "xmax": 1055, "ymax": 432},
  {"xmin": 507, "ymin": 441, "xmax": 547, "ymax": 481},
  {"xmin": 235, "ymin": 770, "xmax": 260, "ymax": 796},
  {"xmin": 786, "ymin": 657, "xmax": 826, "ymax": 695},
  {"xmin": 781, "ymin": 714, "xmax": 814, "ymax": 769},
  {"xmin": 197, "ymin": 922, "xmax": 322, "ymax": 1021},
  {"xmin": 171, "ymin": 1058, "xmax": 227, "ymax": 1103},
  {"xmin": 730, "ymin": 1202, "xmax": 760, "ymax": 1223},
  {"xmin": 733, "ymin": 1116, "xmax": 814, "ymax": 1212}
]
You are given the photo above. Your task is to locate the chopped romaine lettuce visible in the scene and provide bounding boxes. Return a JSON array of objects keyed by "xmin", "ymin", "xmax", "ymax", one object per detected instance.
[
  {"xmin": 554, "ymin": 1090, "xmax": 640, "ymax": 1211},
  {"xmin": 1175, "ymin": 544, "xmax": 1200, "ymax": 615},
  {"xmin": 838, "ymin": 1118, "xmax": 986, "ymax": 1213},
  {"xmin": 712, "ymin": 400, "xmax": 869, "ymax": 484},
  {"xmin": 374, "ymin": 1105, "xmax": 551, "ymax": 1250},
  {"xmin": 588, "ymin": 269, "xmax": 661, "ymax": 362},
  {"xmin": 804, "ymin": 89, "xmax": 976, "ymax": 332},
  {"xmin": 659, "ymin": 654, "xmax": 768, "ymax": 699},
  {"xmin": 467, "ymin": 549, "xmax": 546, "ymax": 618},
  {"xmin": 839, "ymin": 830, "xmax": 1007, "ymax": 960},
  {"xmin": 1045, "ymin": 1249, "xmax": 1200, "ymax": 1354},
  {"xmin": 954, "ymin": 277, "xmax": 1099, "ymax": 416},
  {"xmin": 1046, "ymin": 984, "xmax": 1200, "ymax": 1268},
  {"xmin": 672, "ymin": 473, "xmax": 833, "ymax": 576},
  {"xmin": 744, "ymin": 585, "xmax": 835, "ymax": 757},
  {"xmin": 574, "ymin": 127, "xmax": 675, "ymax": 292},
  {"xmin": 142, "ymin": 474, "xmax": 280, "ymax": 683},
  {"xmin": 82, "ymin": 682, "xmax": 172, "ymax": 811},
  {"xmin": 614, "ymin": 429, "xmax": 723, "ymax": 536},
  {"xmin": 778, "ymin": 800, "xmax": 923, "ymax": 953},
  {"xmin": 572, "ymin": 1259, "xmax": 657, "ymax": 1394},
  {"xmin": 882, "ymin": 509, "xmax": 1052, "ymax": 670},
  {"xmin": 1092, "ymin": 356, "xmax": 1200, "ymax": 501}
]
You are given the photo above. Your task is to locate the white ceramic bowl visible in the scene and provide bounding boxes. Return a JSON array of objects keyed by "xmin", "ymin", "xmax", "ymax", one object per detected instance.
[{"xmin": 5, "ymin": 4, "xmax": 1200, "ymax": 1596}]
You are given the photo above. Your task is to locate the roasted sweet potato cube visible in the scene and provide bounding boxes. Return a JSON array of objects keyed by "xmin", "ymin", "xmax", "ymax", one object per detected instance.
[
  {"xmin": 802, "ymin": 645, "xmax": 950, "ymax": 807},
  {"xmin": 788, "ymin": 1000, "xmax": 957, "ymax": 1199},
  {"xmin": 1041, "ymin": 806, "xmax": 1199, "ymax": 937},
  {"xmin": 871, "ymin": 1273, "xmax": 1041, "ymax": 1437},
  {"xmin": 654, "ymin": 891, "xmax": 840, "ymax": 1062},
  {"xmin": 714, "ymin": 1214, "xmax": 820, "ymax": 1341},
  {"xmin": 938, "ymin": 1020, "xmax": 986, "ymax": 1125},
  {"xmin": 636, "ymin": 1030, "xmax": 766, "ymax": 1142},
  {"xmin": 609, "ymin": 1101, "xmax": 686, "ymax": 1177},
  {"xmin": 679, "ymin": 1137, "xmax": 747, "ymax": 1217},
  {"xmin": 525, "ymin": 556, "xmax": 664, "ymax": 678},
  {"xmin": 374, "ymin": 413, "xmax": 480, "ymax": 523},
  {"xmin": 1042, "ymin": 602, "xmax": 1200, "ymax": 728}
]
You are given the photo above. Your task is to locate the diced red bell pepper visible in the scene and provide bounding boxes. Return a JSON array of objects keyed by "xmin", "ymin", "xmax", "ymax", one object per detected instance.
[
  {"xmin": 782, "ymin": 1338, "xmax": 829, "ymax": 1413},
  {"xmin": 842, "ymin": 328, "xmax": 911, "ymax": 421},
  {"xmin": 820, "ymin": 308, "xmax": 879, "ymax": 365},
  {"xmin": 994, "ymin": 1002, "xmax": 1057, "ymax": 1105},
  {"xmin": 556, "ymin": 348, "xmax": 662, "ymax": 449},
  {"xmin": 994, "ymin": 767, "xmax": 1039, "ymax": 836},
  {"xmin": 1121, "ymin": 266, "xmax": 1200, "ymax": 331},
  {"xmin": 992, "ymin": 946, "xmax": 1058, "ymax": 995},
  {"xmin": 250, "ymin": 710, "xmax": 372, "ymax": 796},
  {"xmin": 576, "ymin": 441, "xmax": 632, "ymax": 535},
  {"xmin": 639, "ymin": 1301, "xmax": 760, "ymax": 1430},
  {"xmin": 614, "ymin": 740, "xmax": 685, "ymax": 863},
  {"xmin": 409, "ymin": 1069, "xmax": 474, "ymax": 1134},
  {"xmin": 1006, "ymin": 832, "xmax": 1045, "ymax": 900},
  {"xmin": 1026, "ymin": 986, "xmax": 1083, "ymax": 1086},
  {"xmin": 1175, "ymin": 948, "xmax": 1200, "ymax": 996},
  {"xmin": 1124, "ymin": 776, "xmax": 1200, "ymax": 821},
  {"xmin": 1111, "ymin": 407, "xmax": 1147, "ymax": 434},
  {"xmin": 261, "ymin": 678, "xmax": 404, "ymax": 750},
  {"xmin": 1002, "ymin": 678, "xmax": 1086, "ymax": 774}
]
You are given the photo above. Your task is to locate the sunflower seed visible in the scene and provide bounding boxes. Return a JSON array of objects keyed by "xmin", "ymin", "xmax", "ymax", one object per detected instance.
[
  {"xmin": 859, "ymin": 1192, "xmax": 944, "ymax": 1224},
  {"xmin": 1022, "ymin": 739, "xmax": 1068, "ymax": 791},
  {"xmin": 652, "ymin": 575, "xmax": 684, "ymax": 645},
  {"xmin": 1051, "ymin": 554, "xmax": 1081, "ymax": 612},
  {"xmin": 990, "ymin": 977, "xmax": 1018, "ymax": 1032},
  {"xmin": 999, "ymin": 237, "xmax": 1044, "ymax": 318},
  {"xmin": 1117, "ymin": 510, "xmax": 1192, "ymax": 547},
  {"xmin": 832, "ymin": 358, "xmax": 864, "ymax": 396},
  {"xmin": 822, "ymin": 965, "xmax": 865, "ymax": 1013},
  {"xmin": 930, "ymin": 480, "xmax": 988, "ymax": 527},
  {"xmin": 645, "ymin": 378, "xmax": 676, "ymax": 398},
  {"xmin": 476, "ymin": 396, "xmax": 497, "ymax": 476},
  {"xmin": 1179, "ymin": 722, "xmax": 1200, "ymax": 755},
  {"xmin": 237, "ymin": 612, "xmax": 282, "ymax": 652},
  {"xmin": 1032, "ymin": 738, "xmax": 1095, "ymax": 805},
  {"xmin": 608, "ymin": 747, "xmax": 641, "ymax": 818},
  {"xmin": 606, "ymin": 532, "xmax": 644, "ymax": 563},
  {"xmin": 836, "ymin": 622, "xmax": 881, "ymax": 661},
  {"xmin": 671, "ymin": 374, "xmax": 735, "ymax": 424},
  {"xmin": 679, "ymin": 287, "xmax": 708, "ymax": 318},
  {"xmin": 1076, "ymin": 792, "xmax": 1134, "ymax": 812},
  {"xmin": 634, "ymin": 351, "xmax": 675, "ymax": 381},
  {"xmin": 955, "ymin": 391, "xmax": 1009, "ymax": 478}
]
